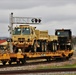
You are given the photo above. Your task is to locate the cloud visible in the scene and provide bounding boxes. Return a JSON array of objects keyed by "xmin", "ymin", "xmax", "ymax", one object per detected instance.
[
  {"xmin": 0, "ymin": 0, "xmax": 76, "ymax": 9},
  {"xmin": 0, "ymin": 0, "xmax": 76, "ymax": 36},
  {"xmin": 35, "ymin": 20, "xmax": 76, "ymax": 35},
  {"xmin": 0, "ymin": 4, "xmax": 76, "ymax": 23}
]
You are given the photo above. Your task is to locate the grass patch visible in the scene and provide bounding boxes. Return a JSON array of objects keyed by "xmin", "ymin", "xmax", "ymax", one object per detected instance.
[{"xmin": 36, "ymin": 63, "xmax": 76, "ymax": 69}]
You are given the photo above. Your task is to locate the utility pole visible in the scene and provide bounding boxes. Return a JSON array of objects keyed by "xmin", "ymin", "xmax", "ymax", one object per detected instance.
[{"xmin": 9, "ymin": 13, "xmax": 13, "ymax": 53}]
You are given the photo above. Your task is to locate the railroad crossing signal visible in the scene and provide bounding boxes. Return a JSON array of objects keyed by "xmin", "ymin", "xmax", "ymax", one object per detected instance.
[{"xmin": 11, "ymin": 13, "xmax": 41, "ymax": 24}]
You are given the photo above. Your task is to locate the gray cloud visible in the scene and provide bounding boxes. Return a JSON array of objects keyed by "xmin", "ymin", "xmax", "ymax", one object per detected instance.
[
  {"xmin": 1, "ymin": 4, "xmax": 76, "ymax": 23},
  {"xmin": 0, "ymin": 0, "xmax": 76, "ymax": 9},
  {"xmin": 0, "ymin": 0, "xmax": 76, "ymax": 36}
]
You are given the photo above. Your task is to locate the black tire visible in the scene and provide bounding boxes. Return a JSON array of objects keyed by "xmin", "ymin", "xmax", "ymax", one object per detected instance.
[
  {"xmin": 44, "ymin": 42, "xmax": 47, "ymax": 52},
  {"xmin": 36, "ymin": 41, "xmax": 47, "ymax": 52},
  {"xmin": 32, "ymin": 41, "xmax": 37, "ymax": 52},
  {"xmin": 36, "ymin": 40, "xmax": 41, "ymax": 52},
  {"xmin": 47, "ymin": 41, "xmax": 57, "ymax": 52},
  {"xmin": 13, "ymin": 45, "xmax": 18, "ymax": 53},
  {"xmin": 39, "ymin": 41, "xmax": 45, "ymax": 52},
  {"xmin": 48, "ymin": 41, "xmax": 54, "ymax": 52},
  {"xmin": 41, "ymin": 42, "xmax": 44, "ymax": 52},
  {"xmin": 53, "ymin": 41, "xmax": 57, "ymax": 52}
]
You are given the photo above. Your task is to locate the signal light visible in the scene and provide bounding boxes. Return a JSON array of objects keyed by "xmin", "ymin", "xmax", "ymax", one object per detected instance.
[
  {"xmin": 38, "ymin": 19, "xmax": 41, "ymax": 23},
  {"xmin": 35, "ymin": 18, "xmax": 37, "ymax": 23},
  {"xmin": 31, "ymin": 18, "xmax": 41, "ymax": 24},
  {"xmin": 31, "ymin": 18, "xmax": 34, "ymax": 23}
]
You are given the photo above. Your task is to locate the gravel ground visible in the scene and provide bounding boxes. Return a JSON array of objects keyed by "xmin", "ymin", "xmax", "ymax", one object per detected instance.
[{"xmin": 14, "ymin": 72, "xmax": 76, "ymax": 75}]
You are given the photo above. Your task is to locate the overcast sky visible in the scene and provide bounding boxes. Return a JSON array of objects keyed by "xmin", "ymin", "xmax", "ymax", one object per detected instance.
[{"xmin": 0, "ymin": 0, "xmax": 76, "ymax": 37}]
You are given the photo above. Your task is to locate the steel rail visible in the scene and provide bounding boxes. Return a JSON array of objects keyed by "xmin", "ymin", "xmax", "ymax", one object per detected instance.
[{"xmin": 0, "ymin": 68, "xmax": 76, "ymax": 74}]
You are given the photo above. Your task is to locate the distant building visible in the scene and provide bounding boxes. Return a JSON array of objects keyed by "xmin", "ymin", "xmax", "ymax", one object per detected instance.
[{"xmin": 0, "ymin": 40, "xmax": 7, "ymax": 45}]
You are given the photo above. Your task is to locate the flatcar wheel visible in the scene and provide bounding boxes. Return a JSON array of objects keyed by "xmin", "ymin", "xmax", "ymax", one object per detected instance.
[
  {"xmin": 66, "ymin": 54, "xmax": 70, "ymax": 60},
  {"xmin": 17, "ymin": 61, "xmax": 20, "ymax": 64},
  {"xmin": 21, "ymin": 59, "xmax": 26, "ymax": 65},
  {"xmin": 46, "ymin": 58, "xmax": 50, "ymax": 62},
  {"xmin": 9, "ymin": 61, "xmax": 12, "ymax": 65},
  {"xmin": 2, "ymin": 61, "xmax": 6, "ymax": 65}
]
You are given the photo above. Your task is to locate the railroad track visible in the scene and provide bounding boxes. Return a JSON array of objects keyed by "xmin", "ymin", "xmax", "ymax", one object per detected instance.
[
  {"xmin": 0, "ymin": 58, "xmax": 71, "ymax": 68},
  {"xmin": 0, "ymin": 68, "xmax": 76, "ymax": 75},
  {"xmin": 0, "ymin": 56, "xmax": 75, "ymax": 75}
]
